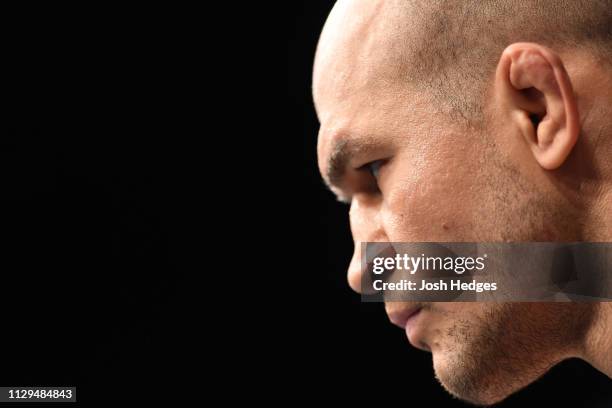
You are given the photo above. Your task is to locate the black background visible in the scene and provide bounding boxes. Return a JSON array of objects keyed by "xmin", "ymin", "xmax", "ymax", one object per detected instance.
[
  {"xmin": 1, "ymin": 6, "xmax": 200, "ymax": 407},
  {"xmin": 289, "ymin": 1, "xmax": 612, "ymax": 406}
]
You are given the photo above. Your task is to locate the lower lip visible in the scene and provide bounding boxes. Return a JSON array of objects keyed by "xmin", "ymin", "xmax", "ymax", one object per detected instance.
[{"xmin": 405, "ymin": 309, "xmax": 422, "ymax": 339}]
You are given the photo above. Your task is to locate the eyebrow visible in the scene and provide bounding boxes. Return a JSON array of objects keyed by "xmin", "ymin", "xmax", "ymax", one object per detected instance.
[
  {"xmin": 326, "ymin": 138, "xmax": 353, "ymax": 190},
  {"xmin": 324, "ymin": 136, "xmax": 375, "ymax": 201}
]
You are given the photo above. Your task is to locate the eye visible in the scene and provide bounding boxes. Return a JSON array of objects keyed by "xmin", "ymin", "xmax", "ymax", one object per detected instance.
[
  {"xmin": 363, "ymin": 160, "xmax": 383, "ymax": 180},
  {"xmin": 355, "ymin": 159, "xmax": 386, "ymax": 197}
]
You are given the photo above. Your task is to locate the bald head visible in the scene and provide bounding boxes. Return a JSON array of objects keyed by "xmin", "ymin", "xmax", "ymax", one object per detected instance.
[{"xmin": 314, "ymin": 0, "xmax": 612, "ymax": 122}]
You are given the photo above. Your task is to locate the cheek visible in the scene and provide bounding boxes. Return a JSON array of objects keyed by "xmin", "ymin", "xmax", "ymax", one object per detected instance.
[{"xmin": 380, "ymin": 154, "xmax": 479, "ymax": 241}]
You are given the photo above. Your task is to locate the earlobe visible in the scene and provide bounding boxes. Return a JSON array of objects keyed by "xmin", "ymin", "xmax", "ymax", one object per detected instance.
[{"xmin": 496, "ymin": 43, "xmax": 580, "ymax": 170}]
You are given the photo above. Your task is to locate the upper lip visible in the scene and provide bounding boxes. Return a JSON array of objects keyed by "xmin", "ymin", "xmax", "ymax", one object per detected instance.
[{"xmin": 386, "ymin": 305, "xmax": 422, "ymax": 329}]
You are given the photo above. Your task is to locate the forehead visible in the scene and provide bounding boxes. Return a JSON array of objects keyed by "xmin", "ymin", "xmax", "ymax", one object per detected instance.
[
  {"xmin": 312, "ymin": 0, "xmax": 414, "ymax": 117},
  {"xmin": 312, "ymin": 1, "xmax": 427, "ymax": 168}
]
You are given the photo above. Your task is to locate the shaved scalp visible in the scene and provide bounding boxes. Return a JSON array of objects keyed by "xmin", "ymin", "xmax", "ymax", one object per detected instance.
[{"xmin": 376, "ymin": 0, "xmax": 612, "ymax": 122}]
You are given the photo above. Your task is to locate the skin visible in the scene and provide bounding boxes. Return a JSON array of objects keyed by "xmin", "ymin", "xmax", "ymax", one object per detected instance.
[{"xmin": 314, "ymin": 1, "xmax": 612, "ymax": 405}]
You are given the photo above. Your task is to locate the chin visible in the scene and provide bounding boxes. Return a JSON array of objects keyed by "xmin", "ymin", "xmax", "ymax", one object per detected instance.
[{"xmin": 431, "ymin": 349, "xmax": 517, "ymax": 407}]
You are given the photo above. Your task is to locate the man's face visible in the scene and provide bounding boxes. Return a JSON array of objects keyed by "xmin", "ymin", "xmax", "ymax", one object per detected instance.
[{"xmin": 314, "ymin": 1, "xmax": 592, "ymax": 404}]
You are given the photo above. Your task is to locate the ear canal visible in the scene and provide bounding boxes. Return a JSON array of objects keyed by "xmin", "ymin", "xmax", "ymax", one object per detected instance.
[{"xmin": 529, "ymin": 113, "xmax": 542, "ymax": 128}]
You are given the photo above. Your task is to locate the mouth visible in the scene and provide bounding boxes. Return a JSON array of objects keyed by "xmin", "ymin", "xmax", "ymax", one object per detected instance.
[
  {"xmin": 386, "ymin": 305, "xmax": 422, "ymax": 329},
  {"xmin": 386, "ymin": 304, "xmax": 429, "ymax": 351}
]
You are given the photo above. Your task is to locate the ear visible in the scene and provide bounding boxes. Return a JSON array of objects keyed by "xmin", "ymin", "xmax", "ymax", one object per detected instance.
[{"xmin": 495, "ymin": 42, "xmax": 580, "ymax": 170}]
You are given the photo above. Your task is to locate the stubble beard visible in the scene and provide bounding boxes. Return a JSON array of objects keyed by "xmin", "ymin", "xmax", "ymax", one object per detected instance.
[{"xmin": 431, "ymin": 302, "xmax": 595, "ymax": 406}]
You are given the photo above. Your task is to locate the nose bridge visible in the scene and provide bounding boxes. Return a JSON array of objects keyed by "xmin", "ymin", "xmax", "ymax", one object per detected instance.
[{"xmin": 347, "ymin": 195, "xmax": 386, "ymax": 293}]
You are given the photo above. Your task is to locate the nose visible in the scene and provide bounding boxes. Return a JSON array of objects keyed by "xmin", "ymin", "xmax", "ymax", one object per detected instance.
[{"xmin": 346, "ymin": 194, "xmax": 387, "ymax": 294}]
